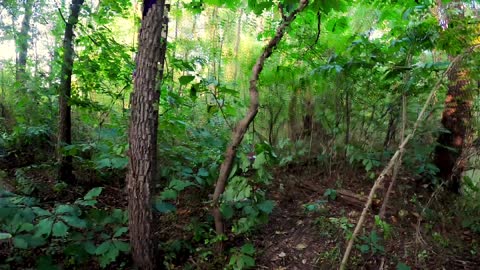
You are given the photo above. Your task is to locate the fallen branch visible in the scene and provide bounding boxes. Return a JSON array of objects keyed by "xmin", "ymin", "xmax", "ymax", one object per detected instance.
[
  {"xmin": 379, "ymin": 52, "xmax": 412, "ymax": 218},
  {"xmin": 339, "ymin": 52, "xmax": 466, "ymax": 270},
  {"xmin": 211, "ymin": 0, "xmax": 309, "ymax": 251}
]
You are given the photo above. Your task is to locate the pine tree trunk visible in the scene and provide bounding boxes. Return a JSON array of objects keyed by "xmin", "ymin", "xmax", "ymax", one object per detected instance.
[
  {"xmin": 57, "ymin": 0, "xmax": 84, "ymax": 184},
  {"xmin": 126, "ymin": 1, "xmax": 168, "ymax": 269}
]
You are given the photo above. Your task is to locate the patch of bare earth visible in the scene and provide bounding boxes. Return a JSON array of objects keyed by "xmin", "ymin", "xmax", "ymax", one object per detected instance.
[{"xmin": 255, "ymin": 162, "xmax": 480, "ymax": 270}]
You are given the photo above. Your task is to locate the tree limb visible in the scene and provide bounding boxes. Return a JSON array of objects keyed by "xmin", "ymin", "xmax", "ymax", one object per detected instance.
[{"xmin": 211, "ymin": 0, "xmax": 309, "ymax": 250}]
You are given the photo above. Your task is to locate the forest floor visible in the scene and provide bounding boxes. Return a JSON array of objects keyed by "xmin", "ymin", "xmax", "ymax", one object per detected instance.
[
  {"xmin": 252, "ymin": 162, "xmax": 480, "ymax": 270},
  {"xmin": 2, "ymin": 157, "xmax": 480, "ymax": 269}
]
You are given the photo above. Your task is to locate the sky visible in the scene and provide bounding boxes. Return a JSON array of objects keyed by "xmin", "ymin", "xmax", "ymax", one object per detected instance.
[{"xmin": 0, "ymin": 41, "xmax": 15, "ymax": 61}]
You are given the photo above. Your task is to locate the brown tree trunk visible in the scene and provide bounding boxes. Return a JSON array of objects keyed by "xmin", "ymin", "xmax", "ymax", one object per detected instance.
[
  {"xmin": 126, "ymin": 1, "xmax": 168, "ymax": 269},
  {"xmin": 57, "ymin": 0, "xmax": 84, "ymax": 184},
  {"xmin": 15, "ymin": 0, "xmax": 34, "ymax": 86},
  {"xmin": 434, "ymin": 59, "xmax": 472, "ymax": 191}
]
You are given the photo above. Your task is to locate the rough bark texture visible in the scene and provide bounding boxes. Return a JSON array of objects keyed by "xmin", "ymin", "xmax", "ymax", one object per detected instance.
[
  {"xmin": 15, "ymin": 0, "xmax": 34, "ymax": 85},
  {"xmin": 126, "ymin": 2, "xmax": 168, "ymax": 269},
  {"xmin": 57, "ymin": 0, "xmax": 84, "ymax": 183},
  {"xmin": 211, "ymin": 0, "xmax": 309, "ymax": 249},
  {"xmin": 434, "ymin": 59, "xmax": 472, "ymax": 191}
]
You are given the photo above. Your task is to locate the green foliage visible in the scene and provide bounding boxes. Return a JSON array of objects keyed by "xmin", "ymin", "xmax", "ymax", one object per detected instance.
[
  {"xmin": 324, "ymin": 188, "xmax": 337, "ymax": 201},
  {"xmin": 356, "ymin": 230, "xmax": 384, "ymax": 255},
  {"xmin": 396, "ymin": 262, "xmax": 411, "ymax": 270},
  {"xmin": 228, "ymin": 243, "xmax": 256, "ymax": 270},
  {"xmin": 0, "ymin": 187, "xmax": 129, "ymax": 268},
  {"xmin": 374, "ymin": 215, "xmax": 393, "ymax": 240}
]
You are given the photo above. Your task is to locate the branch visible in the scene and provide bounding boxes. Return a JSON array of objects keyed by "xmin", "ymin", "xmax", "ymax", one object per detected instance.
[
  {"xmin": 211, "ymin": 0, "xmax": 309, "ymax": 250},
  {"xmin": 309, "ymin": 11, "xmax": 321, "ymax": 48},
  {"xmin": 339, "ymin": 50, "xmax": 468, "ymax": 270}
]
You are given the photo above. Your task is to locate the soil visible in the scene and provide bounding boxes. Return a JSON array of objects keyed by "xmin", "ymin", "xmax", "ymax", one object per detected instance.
[{"xmin": 252, "ymin": 162, "xmax": 480, "ymax": 270}]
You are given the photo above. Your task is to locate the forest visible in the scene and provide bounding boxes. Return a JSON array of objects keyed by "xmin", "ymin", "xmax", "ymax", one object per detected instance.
[{"xmin": 0, "ymin": 0, "xmax": 480, "ymax": 269}]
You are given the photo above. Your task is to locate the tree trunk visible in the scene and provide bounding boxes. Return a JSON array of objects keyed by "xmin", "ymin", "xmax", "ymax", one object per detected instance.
[
  {"xmin": 233, "ymin": 9, "xmax": 243, "ymax": 82},
  {"xmin": 15, "ymin": 0, "xmax": 34, "ymax": 86},
  {"xmin": 57, "ymin": 0, "xmax": 84, "ymax": 184},
  {"xmin": 434, "ymin": 59, "xmax": 472, "ymax": 191},
  {"xmin": 126, "ymin": 1, "xmax": 168, "ymax": 269},
  {"xmin": 431, "ymin": 0, "xmax": 475, "ymax": 193}
]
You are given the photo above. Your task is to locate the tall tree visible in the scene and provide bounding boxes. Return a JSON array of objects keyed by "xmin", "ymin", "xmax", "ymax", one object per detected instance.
[
  {"xmin": 57, "ymin": 0, "xmax": 84, "ymax": 183},
  {"xmin": 126, "ymin": 0, "xmax": 168, "ymax": 268},
  {"xmin": 15, "ymin": 0, "xmax": 34, "ymax": 85}
]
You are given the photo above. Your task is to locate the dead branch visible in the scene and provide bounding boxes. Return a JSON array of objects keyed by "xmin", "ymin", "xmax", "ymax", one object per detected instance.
[
  {"xmin": 339, "ymin": 52, "xmax": 465, "ymax": 270},
  {"xmin": 379, "ymin": 52, "xmax": 412, "ymax": 218}
]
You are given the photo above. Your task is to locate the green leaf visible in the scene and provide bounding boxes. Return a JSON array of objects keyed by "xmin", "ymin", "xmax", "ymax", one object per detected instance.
[
  {"xmin": 154, "ymin": 201, "xmax": 176, "ymax": 213},
  {"xmin": 61, "ymin": 216, "xmax": 87, "ymax": 229},
  {"xmin": 257, "ymin": 200, "xmax": 275, "ymax": 214},
  {"xmin": 13, "ymin": 236, "xmax": 28, "ymax": 249},
  {"xmin": 52, "ymin": 221, "xmax": 69, "ymax": 237},
  {"xmin": 197, "ymin": 168, "xmax": 209, "ymax": 177},
  {"xmin": 110, "ymin": 157, "xmax": 128, "ymax": 169},
  {"xmin": 84, "ymin": 187, "xmax": 103, "ymax": 200},
  {"xmin": 36, "ymin": 255, "xmax": 59, "ymax": 270},
  {"xmin": 242, "ymin": 255, "xmax": 255, "ymax": 267},
  {"xmin": 99, "ymin": 244, "xmax": 120, "ymax": 268},
  {"xmin": 169, "ymin": 179, "xmax": 194, "ymax": 191},
  {"xmin": 96, "ymin": 240, "xmax": 113, "ymax": 255},
  {"xmin": 253, "ymin": 152, "xmax": 267, "ymax": 169},
  {"xmin": 55, "ymin": 204, "xmax": 79, "ymax": 215},
  {"xmin": 113, "ymin": 240, "xmax": 130, "ymax": 252},
  {"xmin": 160, "ymin": 189, "xmax": 178, "ymax": 200},
  {"xmin": 35, "ymin": 218, "xmax": 54, "ymax": 237},
  {"xmin": 179, "ymin": 75, "xmax": 195, "ymax": 85},
  {"xmin": 83, "ymin": 241, "xmax": 97, "ymax": 255},
  {"xmin": 31, "ymin": 207, "xmax": 52, "ymax": 217},
  {"xmin": 113, "ymin": 227, "xmax": 128, "ymax": 238},
  {"xmin": 323, "ymin": 189, "xmax": 337, "ymax": 200},
  {"xmin": 0, "ymin": 232, "xmax": 12, "ymax": 240},
  {"xmin": 19, "ymin": 223, "xmax": 35, "ymax": 232},
  {"xmin": 396, "ymin": 262, "xmax": 411, "ymax": 270},
  {"xmin": 358, "ymin": 244, "xmax": 369, "ymax": 253},
  {"xmin": 240, "ymin": 243, "xmax": 255, "ymax": 255},
  {"xmin": 220, "ymin": 203, "xmax": 234, "ymax": 220}
]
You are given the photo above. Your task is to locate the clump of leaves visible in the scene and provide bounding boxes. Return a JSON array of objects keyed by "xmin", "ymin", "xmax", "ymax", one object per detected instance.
[
  {"xmin": 0, "ymin": 187, "xmax": 130, "ymax": 268},
  {"xmin": 356, "ymin": 230, "xmax": 384, "ymax": 255},
  {"xmin": 228, "ymin": 243, "xmax": 256, "ymax": 270}
]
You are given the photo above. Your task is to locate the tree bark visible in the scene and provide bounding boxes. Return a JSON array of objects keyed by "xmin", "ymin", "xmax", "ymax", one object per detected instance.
[
  {"xmin": 57, "ymin": 0, "xmax": 84, "ymax": 184},
  {"xmin": 211, "ymin": 0, "xmax": 309, "ymax": 251},
  {"xmin": 126, "ymin": 1, "xmax": 168, "ymax": 269},
  {"xmin": 434, "ymin": 59, "xmax": 472, "ymax": 191},
  {"xmin": 15, "ymin": 0, "xmax": 34, "ymax": 86}
]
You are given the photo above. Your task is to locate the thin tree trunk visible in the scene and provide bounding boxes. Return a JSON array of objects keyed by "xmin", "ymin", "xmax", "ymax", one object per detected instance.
[
  {"xmin": 15, "ymin": 0, "xmax": 34, "ymax": 86},
  {"xmin": 211, "ymin": 0, "xmax": 309, "ymax": 251},
  {"xmin": 126, "ymin": 1, "xmax": 168, "ymax": 269},
  {"xmin": 57, "ymin": 0, "xmax": 84, "ymax": 184},
  {"xmin": 233, "ymin": 9, "xmax": 243, "ymax": 82}
]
